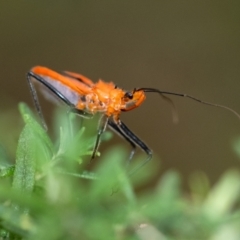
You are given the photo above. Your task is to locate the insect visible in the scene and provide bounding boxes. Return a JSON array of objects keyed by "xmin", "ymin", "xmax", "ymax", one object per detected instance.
[{"xmin": 27, "ymin": 66, "xmax": 240, "ymax": 174}]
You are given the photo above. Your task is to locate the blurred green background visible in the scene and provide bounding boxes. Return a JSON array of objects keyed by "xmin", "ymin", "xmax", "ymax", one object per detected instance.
[{"xmin": 0, "ymin": 1, "xmax": 240, "ymax": 185}]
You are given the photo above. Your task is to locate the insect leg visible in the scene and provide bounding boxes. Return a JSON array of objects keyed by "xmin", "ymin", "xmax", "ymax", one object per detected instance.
[
  {"xmin": 27, "ymin": 72, "xmax": 49, "ymax": 130},
  {"xmin": 112, "ymin": 118, "xmax": 153, "ymax": 175},
  {"xmin": 108, "ymin": 120, "xmax": 137, "ymax": 167},
  {"xmin": 91, "ymin": 115, "xmax": 109, "ymax": 160}
]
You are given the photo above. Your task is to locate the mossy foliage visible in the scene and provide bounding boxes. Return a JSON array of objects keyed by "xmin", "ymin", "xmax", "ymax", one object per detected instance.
[{"xmin": 0, "ymin": 103, "xmax": 240, "ymax": 239}]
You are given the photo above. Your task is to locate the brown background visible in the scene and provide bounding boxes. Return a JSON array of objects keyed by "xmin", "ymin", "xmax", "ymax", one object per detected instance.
[{"xmin": 1, "ymin": 1, "xmax": 240, "ymax": 185}]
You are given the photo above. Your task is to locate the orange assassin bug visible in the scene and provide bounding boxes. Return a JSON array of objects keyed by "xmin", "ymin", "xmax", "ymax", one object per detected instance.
[{"xmin": 27, "ymin": 66, "xmax": 240, "ymax": 173}]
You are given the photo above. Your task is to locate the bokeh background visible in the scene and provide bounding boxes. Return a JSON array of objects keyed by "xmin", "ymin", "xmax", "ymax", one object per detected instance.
[{"xmin": 1, "ymin": 1, "xmax": 240, "ymax": 186}]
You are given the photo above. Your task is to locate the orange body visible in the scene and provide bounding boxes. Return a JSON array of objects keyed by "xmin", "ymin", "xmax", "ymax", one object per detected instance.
[{"xmin": 31, "ymin": 66, "xmax": 146, "ymax": 119}]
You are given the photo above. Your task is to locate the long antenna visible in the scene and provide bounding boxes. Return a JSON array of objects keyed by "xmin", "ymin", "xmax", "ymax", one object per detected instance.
[{"xmin": 137, "ymin": 88, "xmax": 240, "ymax": 120}]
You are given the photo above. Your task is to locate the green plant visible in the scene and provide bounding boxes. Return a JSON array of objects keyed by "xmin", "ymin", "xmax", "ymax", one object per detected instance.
[{"xmin": 0, "ymin": 103, "xmax": 240, "ymax": 240}]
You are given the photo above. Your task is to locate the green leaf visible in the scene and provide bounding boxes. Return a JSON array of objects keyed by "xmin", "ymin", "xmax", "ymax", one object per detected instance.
[
  {"xmin": 202, "ymin": 170, "xmax": 240, "ymax": 220},
  {"xmin": 0, "ymin": 165, "xmax": 15, "ymax": 178},
  {"xmin": 18, "ymin": 102, "xmax": 53, "ymax": 152},
  {"xmin": 11, "ymin": 103, "xmax": 53, "ymax": 212},
  {"xmin": 12, "ymin": 123, "xmax": 37, "ymax": 193}
]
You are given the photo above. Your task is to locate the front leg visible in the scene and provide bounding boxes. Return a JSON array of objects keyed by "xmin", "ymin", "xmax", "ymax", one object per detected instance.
[{"xmin": 91, "ymin": 114, "xmax": 109, "ymax": 160}]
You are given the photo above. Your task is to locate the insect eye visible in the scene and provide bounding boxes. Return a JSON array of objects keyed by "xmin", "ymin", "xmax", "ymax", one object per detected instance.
[{"xmin": 124, "ymin": 91, "xmax": 133, "ymax": 99}]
